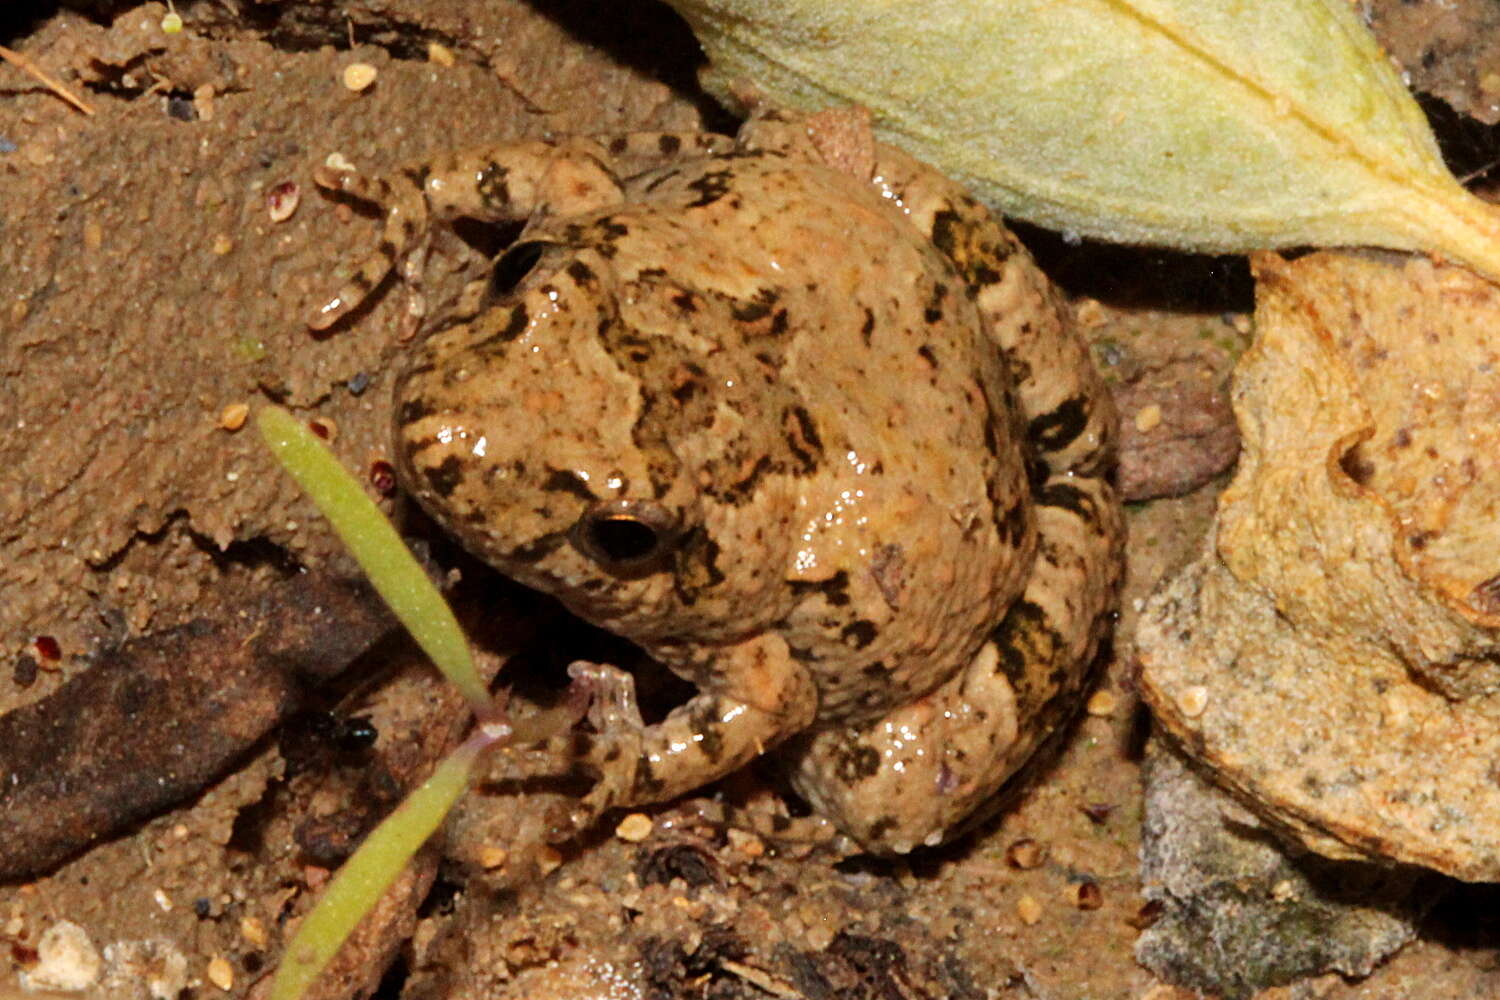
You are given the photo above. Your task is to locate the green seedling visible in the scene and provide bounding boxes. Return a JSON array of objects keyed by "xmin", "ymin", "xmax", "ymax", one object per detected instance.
[
  {"xmin": 257, "ymin": 406, "xmax": 518, "ymax": 1000},
  {"xmin": 258, "ymin": 406, "xmax": 490, "ymax": 714},
  {"xmin": 267, "ymin": 735, "xmax": 490, "ymax": 1000}
]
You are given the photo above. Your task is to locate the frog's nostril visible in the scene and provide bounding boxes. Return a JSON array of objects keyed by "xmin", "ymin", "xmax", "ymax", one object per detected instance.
[{"xmin": 571, "ymin": 500, "xmax": 679, "ymax": 576}]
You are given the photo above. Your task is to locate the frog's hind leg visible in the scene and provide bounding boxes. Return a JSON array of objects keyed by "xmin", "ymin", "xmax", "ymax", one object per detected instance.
[
  {"xmin": 788, "ymin": 147, "xmax": 1125, "ymax": 854},
  {"xmin": 868, "ymin": 146, "xmax": 1117, "ymax": 478},
  {"xmin": 784, "ymin": 473, "xmax": 1121, "ymax": 855},
  {"xmin": 308, "ymin": 132, "xmax": 735, "ymax": 331}
]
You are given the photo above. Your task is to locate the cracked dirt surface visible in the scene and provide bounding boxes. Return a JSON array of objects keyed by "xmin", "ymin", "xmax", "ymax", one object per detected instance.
[{"xmin": 3, "ymin": 3, "xmax": 1500, "ymax": 999}]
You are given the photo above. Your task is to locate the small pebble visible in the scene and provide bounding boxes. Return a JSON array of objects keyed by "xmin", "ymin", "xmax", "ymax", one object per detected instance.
[
  {"xmin": 33, "ymin": 635, "xmax": 61, "ymax": 663},
  {"xmin": 308, "ymin": 416, "xmax": 338, "ymax": 441},
  {"xmin": 266, "ymin": 180, "xmax": 300, "ymax": 223},
  {"xmin": 324, "ymin": 151, "xmax": 357, "ymax": 173},
  {"xmin": 1004, "ymin": 837, "xmax": 1047, "ymax": 870},
  {"xmin": 369, "ymin": 460, "xmax": 397, "ymax": 494},
  {"xmin": 193, "ymin": 83, "xmax": 216, "ymax": 122},
  {"xmin": 427, "ymin": 42, "xmax": 455, "ymax": 66},
  {"xmin": 13, "ymin": 654, "xmax": 38, "ymax": 687},
  {"xmin": 1177, "ymin": 685, "xmax": 1210, "ymax": 718},
  {"xmin": 726, "ymin": 828, "xmax": 765, "ymax": 858},
  {"xmin": 1015, "ymin": 894, "xmax": 1043, "ymax": 926},
  {"xmin": 615, "ymin": 813, "xmax": 654, "ymax": 843},
  {"xmin": 211, "ymin": 234, "xmax": 234, "ymax": 255},
  {"xmin": 1128, "ymin": 899, "xmax": 1165, "ymax": 930},
  {"xmin": 219, "ymin": 402, "xmax": 249, "ymax": 431},
  {"xmin": 207, "ymin": 955, "xmax": 234, "ymax": 991},
  {"xmin": 240, "ymin": 916, "xmax": 268, "ymax": 949},
  {"xmin": 536, "ymin": 845, "xmax": 563, "ymax": 875},
  {"xmin": 1133, "ymin": 403, "xmax": 1163, "ymax": 434},
  {"xmin": 153, "ymin": 888, "xmax": 173, "ymax": 912},
  {"xmin": 23, "ymin": 921, "xmax": 102, "ymax": 992},
  {"xmin": 342, "ymin": 62, "xmax": 378, "ymax": 92},
  {"xmin": 1085, "ymin": 689, "xmax": 1117, "ymax": 717},
  {"xmin": 477, "ymin": 845, "xmax": 509, "ymax": 870},
  {"xmin": 0, "ymin": 137, "xmax": 17, "ymax": 154},
  {"xmin": 1067, "ymin": 880, "xmax": 1103, "ymax": 910},
  {"xmin": 1073, "ymin": 297, "xmax": 1107, "ymax": 328},
  {"xmin": 1080, "ymin": 802, "xmax": 1116, "ymax": 825}
]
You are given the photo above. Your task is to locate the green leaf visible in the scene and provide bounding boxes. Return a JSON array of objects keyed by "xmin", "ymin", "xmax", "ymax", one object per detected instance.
[
  {"xmin": 665, "ymin": 0, "xmax": 1500, "ymax": 280},
  {"xmin": 268, "ymin": 737, "xmax": 484, "ymax": 1000},
  {"xmin": 256, "ymin": 405, "xmax": 490, "ymax": 711}
]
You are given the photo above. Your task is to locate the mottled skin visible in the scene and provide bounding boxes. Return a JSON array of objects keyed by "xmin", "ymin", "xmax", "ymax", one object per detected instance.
[{"xmin": 312, "ymin": 111, "xmax": 1124, "ymax": 854}]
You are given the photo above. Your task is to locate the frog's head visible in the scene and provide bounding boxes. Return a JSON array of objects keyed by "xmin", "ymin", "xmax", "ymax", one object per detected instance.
[{"xmin": 392, "ymin": 232, "xmax": 797, "ymax": 644}]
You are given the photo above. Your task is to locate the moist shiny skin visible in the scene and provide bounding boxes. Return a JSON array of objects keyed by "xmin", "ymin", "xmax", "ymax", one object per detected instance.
[{"xmin": 314, "ymin": 109, "xmax": 1124, "ymax": 854}]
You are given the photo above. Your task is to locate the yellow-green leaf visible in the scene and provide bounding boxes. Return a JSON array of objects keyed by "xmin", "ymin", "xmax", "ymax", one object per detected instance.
[
  {"xmin": 269, "ymin": 738, "xmax": 483, "ymax": 1000},
  {"xmin": 665, "ymin": 0, "xmax": 1500, "ymax": 280},
  {"xmin": 256, "ymin": 405, "xmax": 490, "ymax": 711}
]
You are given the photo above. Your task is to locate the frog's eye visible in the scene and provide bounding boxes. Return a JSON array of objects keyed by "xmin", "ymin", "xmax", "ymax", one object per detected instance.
[
  {"xmin": 489, "ymin": 240, "xmax": 551, "ymax": 298},
  {"xmin": 570, "ymin": 499, "xmax": 679, "ymax": 577}
]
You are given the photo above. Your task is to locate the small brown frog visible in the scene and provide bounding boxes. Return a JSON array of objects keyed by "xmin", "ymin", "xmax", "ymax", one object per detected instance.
[{"xmin": 313, "ymin": 109, "xmax": 1123, "ymax": 854}]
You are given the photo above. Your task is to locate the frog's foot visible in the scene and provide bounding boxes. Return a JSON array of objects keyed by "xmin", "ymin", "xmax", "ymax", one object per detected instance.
[
  {"xmin": 786, "ymin": 474, "xmax": 1122, "ymax": 855},
  {"xmin": 309, "ymin": 166, "xmax": 434, "ymax": 331},
  {"xmin": 562, "ymin": 635, "xmax": 818, "ymax": 829}
]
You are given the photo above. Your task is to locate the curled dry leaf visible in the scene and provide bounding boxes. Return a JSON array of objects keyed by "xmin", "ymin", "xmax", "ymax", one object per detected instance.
[
  {"xmin": 1136, "ymin": 250, "xmax": 1500, "ymax": 881},
  {"xmin": 665, "ymin": 0, "xmax": 1500, "ymax": 281}
]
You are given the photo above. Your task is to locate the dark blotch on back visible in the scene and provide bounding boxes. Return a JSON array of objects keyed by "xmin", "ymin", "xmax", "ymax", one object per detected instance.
[
  {"xmin": 398, "ymin": 397, "xmax": 434, "ymax": 427},
  {"xmin": 834, "ymin": 741, "xmax": 881, "ymax": 783},
  {"xmin": 685, "ymin": 168, "xmax": 734, "ymax": 208},
  {"xmin": 566, "ymin": 260, "xmax": 597, "ymax": 285},
  {"xmin": 476, "ymin": 162, "xmax": 511, "ymax": 210},
  {"xmin": 1028, "ymin": 396, "xmax": 1089, "ymax": 454},
  {"xmin": 423, "ymin": 455, "xmax": 465, "ymax": 499},
  {"xmin": 930, "ymin": 209, "xmax": 962, "ymax": 258},
  {"xmin": 785, "ymin": 405, "xmax": 824, "ymax": 474},
  {"xmin": 1038, "ymin": 482, "xmax": 1098, "ymax": 522},
  {"xmin": 509, "ymin": 531, "xmax": 566, "ymax": 564},
  {"xmin": 477, "ymin": 302, "xmax": 530, "ymax": 345},
  {"xmin": 789, "ymin": 569, "xmax": 850, "ymax": 607},
  {"xmin": 840, "ymin": 620, "xmax": 878, "ymax": 650},
  {"xmin": 542, "ymin": 468, "xmax": 595, "ymax": 501}
]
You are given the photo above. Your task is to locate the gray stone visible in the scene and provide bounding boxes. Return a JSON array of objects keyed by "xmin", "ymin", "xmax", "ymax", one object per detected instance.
[{"xmin": 1135, "ymin": 744, "xmax": 1428, "ymax": 999}]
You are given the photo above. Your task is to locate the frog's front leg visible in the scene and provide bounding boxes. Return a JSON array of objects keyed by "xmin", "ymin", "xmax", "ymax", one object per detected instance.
[
  {"xmin": 785, "ymin": 475, "xmax": 1122, "ymax": 855},
  {"xmin": 568, "ymin": 632, "xmax": 817, "ymax": 821},
  {"xmin": 308, "ymin": 131, "xmax": 735, "ymax": 330}
]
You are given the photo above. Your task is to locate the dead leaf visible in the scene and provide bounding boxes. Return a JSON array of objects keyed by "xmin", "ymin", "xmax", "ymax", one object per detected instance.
[{"xmin": 666, "ymin": 0, "xmax": 1500, "ymax": 280}]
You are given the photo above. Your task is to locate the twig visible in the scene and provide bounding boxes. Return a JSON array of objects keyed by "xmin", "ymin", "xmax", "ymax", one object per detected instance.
[
  {"xmin": 719, "ymin": 960, "xmax": 805, "ymax": 999},
  {"xmin": 0, "ymin": 44, "xmax": 94, "ymax": 116}
]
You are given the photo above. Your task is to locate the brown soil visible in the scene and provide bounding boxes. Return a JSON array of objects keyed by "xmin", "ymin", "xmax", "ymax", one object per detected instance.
[{"xmin": 2, "ymin": 4, "xmax": 1498, "ymax": 1000}]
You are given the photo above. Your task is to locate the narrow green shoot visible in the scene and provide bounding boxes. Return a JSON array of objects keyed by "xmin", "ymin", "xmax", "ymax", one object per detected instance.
[
  {"xmin": 256, "ymin": 405, "xmax": 490, "ymax": 712},
  {"xmin": 268, "ymin": 734, "xmax": 491, "ymax": 1000}
]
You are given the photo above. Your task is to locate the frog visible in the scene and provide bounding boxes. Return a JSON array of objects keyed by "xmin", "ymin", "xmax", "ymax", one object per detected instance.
[{"xmin": 310, "ymin": 107, "xmax": 1124, "ymax": 855}]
